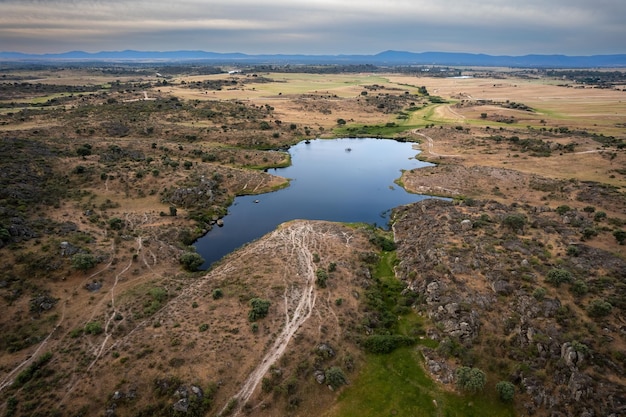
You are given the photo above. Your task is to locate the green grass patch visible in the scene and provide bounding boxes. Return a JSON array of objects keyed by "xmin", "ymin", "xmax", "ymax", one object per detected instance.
[
  {"xmin": 333, "ymin": 347, "xmax": 515, "ymax": 417},
  {"xmin": 334, "ymin": 122, "xmax": 414, "ymax": 138}
]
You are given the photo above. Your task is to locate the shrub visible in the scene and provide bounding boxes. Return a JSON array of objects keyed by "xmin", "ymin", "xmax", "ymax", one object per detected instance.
[
  {"xmin": 13, "ymin": 352, "xmax": 53, "ymax": 388},
  {"xmin": 496, "ymin": 381, "xmax": 515, "ymax": 402},
  {"xmin": 587, "ymin": 299, "xmax": 612, "ymax": 317},
  {"xmin": 502, "ymin": 214, "xmax": 526, "ymax": 233},
  {"xmin": 566, "ymin": 245, "xmax": 581, "ymax": 257},
  {"xmin": 570, "ymin": 280, "xmax": 588, "ymax": 297},
  {"xmin": 594, "ymin": 211, "xmax": 607, "ymax": 222},
  {"xmin": 180, "ymin": 251, "xmax": 205, "ymax": 271},
  {"xmin": 581, "ymin": 227, "xmax": 598, "ymax": 240},
  {"xmin": 556, "ymin": 205, "xmax": 572, "ymax": 215},
  {"xmin": 84, "ymin": 321, "xmax": 103, "ymax": 335},
  {"xmin": 71, "ymin": 253, "xmax": 97, "ymax": 271},
  {"xmin": 361, "ymin": 334, "xmax": 415, "ymax": 354},
  {"xmin": 108, "ymin": 217, "xmax": 124, "ymax": 230},
  {"xmin": 316, "ymin": 269, "xmax": 328, "ymax": 288},
  {"xmin": 532, "ymin": 287, "xmax": 547, "ymax": 301},
  {"xmin": 212, "ymin": 288, "xmax": 223, "ymax": 300},
  {"xmin": 613, "ymin": 230, "xmax": 626, "ymax": 245},
  {"xmin": 199, "ymin": 323, "xmax": 209, "ymax": 332},
  {"xmin": 248, "ymin": 298, "xmax": 271, "ymax": 321},
  {"xmin": 455, "ymin": 366, "xmax": 486, "ymax": 393},
  {"xmin": 546, "ymin": 268, "xmax": 573, "ymax": 287},
  {"xmin": 325, "ymin": 366, "xmax": 347, "ymax": 390}
]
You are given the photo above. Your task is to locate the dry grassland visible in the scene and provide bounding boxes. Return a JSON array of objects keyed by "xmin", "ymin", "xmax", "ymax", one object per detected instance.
[{"xmin": 0, "ymin": 66, "xmax": 624, "ymax": 417}]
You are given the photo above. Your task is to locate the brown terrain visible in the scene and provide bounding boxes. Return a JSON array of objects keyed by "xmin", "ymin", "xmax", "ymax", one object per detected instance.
[{"xmin": 0, "ymin": 65, "xmax": 625, "ymax": 416}]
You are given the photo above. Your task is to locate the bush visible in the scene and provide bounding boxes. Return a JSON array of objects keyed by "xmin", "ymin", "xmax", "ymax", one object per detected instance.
[
  {"xmin": 594, "ymin": 211, "xmax": 607, "ymax": 222},
  {"xmin": 361, "ymin": 334, "xmax": 415, "ymax": 354},
  {"xmin": 212, "ymin": 288, "xmax": 223, "ymax": 300},
  {"xmin": 587, "ymin": 299, "xmax": 612, "ymax": 317},
  {"xmin": 566, "ymin": 245, "xmax": 581, "ymax": 257},
  {"xmin": 570, "ymin": 280, "xmax": 588, "ymax": 297},
  {"xmin": 325, "ymin": 366, "xmax": 347, "ymax": 390},
  {"xmin": 496, "ymin": 381, "xmax": 515, "ymax": 402},
  {"xmin": 532, "ymin": 287, "xmax": 546, "ymax": 301},
  {"xmin": 84, "ymin": 321, "xmax": 103, "ymax": 335},
  {"xmin": 108, "ymin": 217, "xmax": 124, "ymax": 230},
  {"xmin": 502, "ymin": 214, "xmax": 526, "ymax": 233},
  {"xmin": 248, "ymin": 298, "xmax": 271, "ymax": 321},
  {"xmin": 180, "ymin": 251, "xmax": 205, "ymax": 271},
  {"xmin": 455, "ymin": 366, "xmax": 486, "ymax": 393},
  {"xmin": 556, "ymin": 205, "xmax": 572, "ymax": 215},
  {"xmin": 613, "ymin": 230, "xmax": 626, "ymax": 245},
  {"xmin": 546, "ymin": 268, "xmax": 573, "ymax": 287},
  {"xmin": 71, "ymin": 253, "xmax": 97, "ymax": 271},
  {"xmin": 13, "ymin": 352, "xmax": 53, "ymax": 388},
  {"xmin": 316, "ymin": 268, "xmax": 328, "ymax": 288}
]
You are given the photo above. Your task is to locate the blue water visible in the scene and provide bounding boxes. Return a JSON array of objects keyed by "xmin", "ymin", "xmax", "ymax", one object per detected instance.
[{"xmin": 195, "ymin": 138, "xmax": 432, "ymax": 268}]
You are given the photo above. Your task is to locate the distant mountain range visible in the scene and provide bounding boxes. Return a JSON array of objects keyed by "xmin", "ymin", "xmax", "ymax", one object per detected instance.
[{"xmin": 1, "ymin": 49, "xmax": 625, "ymax": 68}]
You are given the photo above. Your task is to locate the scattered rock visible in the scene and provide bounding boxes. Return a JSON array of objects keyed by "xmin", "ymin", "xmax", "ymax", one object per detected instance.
[{"xmin": 314, "ymin": 370, "xmax": 325, "ymax": 384}]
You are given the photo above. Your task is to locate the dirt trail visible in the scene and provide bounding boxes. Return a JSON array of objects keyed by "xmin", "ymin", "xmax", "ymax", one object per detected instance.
[
  {"xmin": 412, "ymin": 130, "xmax": 461, "ymax": 158},
  {"xmin": 221, "ymin": 222, "xmax": 319, "ymax": 416}
]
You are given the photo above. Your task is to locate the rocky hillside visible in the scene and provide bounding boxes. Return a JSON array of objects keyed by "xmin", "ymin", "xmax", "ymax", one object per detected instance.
[{"xmin": 392, "ymin": 198, "xmax": 626, "ymax": 416}]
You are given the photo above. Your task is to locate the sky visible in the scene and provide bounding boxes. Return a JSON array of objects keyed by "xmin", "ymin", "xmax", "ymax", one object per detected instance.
[{"xmin": 1, "ymin": 0, "xmax": 625, "ymax": 56}]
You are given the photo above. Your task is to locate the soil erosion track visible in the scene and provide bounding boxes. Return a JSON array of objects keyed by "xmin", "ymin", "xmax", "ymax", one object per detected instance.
[{"xmin": 221, "ymin": 221, "xmax": 321, "ymax": 416}]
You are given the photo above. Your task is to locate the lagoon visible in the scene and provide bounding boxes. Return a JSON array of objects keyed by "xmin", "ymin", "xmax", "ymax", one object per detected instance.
[{"xmin": 195, "ymin": 138, "xmax": 433, "ymax": 269}]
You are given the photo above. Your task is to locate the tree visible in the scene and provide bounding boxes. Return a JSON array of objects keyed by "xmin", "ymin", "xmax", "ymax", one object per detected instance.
[
  {"xmin": 587, "ymin": 299, "xmax": 612, "ymax": 318},
  {"xmin": 613, "ymin": 229, "xmax": 626, "ymax": 245},
  {"xmin": 546, "ymin": 268, "xmax": 572, "ymax": 287},
  {"xmin": 76, "ymin": 145, "xmax": 92, "ymax": 158},
  {"xmin": 71, "ymin": 253, "xmax": 97, "ymax": 271},
  {"xmin": 455, "ymin": 366, "xmax": 486, "ymax": 393},
  {"xmin": 583, "ymin": 206, "xmax": 596, "ymax": 217},
  {"xmin": 555, "ymin": 205, "xmax": 571, "ymax": 215},
  {"xmin": 108, "ymin": 217, "xmax": 124, "ymax": 230},
  {"xmin": 325, "ymin": 366, "xmax": 347, "ymax": 390},
  {"xmin": 248, "ymin": 298, "xmax": 271, "ymax": 321},
  {"xmin": 502, "ymin": 214, "xmax": 526, "ymax": 233},
  {"xmin": 179, "ymin": 251, "xmax": 205, "ymax": 272},
  {"xmin": 336, "ymin": 118, "xmax": 346, "ymax": 126},
  {"xmin": 496, "ymin": 381, "xmax": 515, "ymax": 402}
]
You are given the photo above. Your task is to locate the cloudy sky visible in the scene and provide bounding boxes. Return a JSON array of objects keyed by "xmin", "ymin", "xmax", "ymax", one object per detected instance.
[{"xmin": 1, "ymin": 0, "xmax": 624, "ymax": 56}]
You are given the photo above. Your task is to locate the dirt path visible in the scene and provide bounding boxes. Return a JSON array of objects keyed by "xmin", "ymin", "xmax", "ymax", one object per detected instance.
[
  {"xmin": 221, "ymin": 222, "xmax": 319, "ymax": 416},
  {"xmin": 412, "ymin": 130, "xmax": 461, "ymax": 158}
]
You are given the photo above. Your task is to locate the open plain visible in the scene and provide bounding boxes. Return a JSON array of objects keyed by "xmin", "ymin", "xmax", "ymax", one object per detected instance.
[{"xmin": 0, "ymin": 64, "xmax": 625, "ymax": 417}]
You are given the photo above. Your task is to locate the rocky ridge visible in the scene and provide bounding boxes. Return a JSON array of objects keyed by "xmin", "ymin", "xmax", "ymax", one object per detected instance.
[{"xmin": 392, "ymin": 198, "xmax": 626, "ymax": 416}]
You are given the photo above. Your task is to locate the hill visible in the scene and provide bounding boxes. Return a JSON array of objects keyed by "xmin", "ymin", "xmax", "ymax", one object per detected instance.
[{"xmin": 1, "ymin": 49, "xmax": 626, "ymax": 67}]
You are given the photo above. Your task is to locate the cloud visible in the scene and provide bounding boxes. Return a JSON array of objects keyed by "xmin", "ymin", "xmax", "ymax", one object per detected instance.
[{"xmin": 0, "ymin": 0, "xmax": 624, "ymax": 55}]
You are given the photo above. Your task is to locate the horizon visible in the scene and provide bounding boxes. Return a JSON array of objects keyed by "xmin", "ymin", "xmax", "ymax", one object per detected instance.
[{"xmin": 2, "ymin": 48, "xmax": 626, "ymax": 58}]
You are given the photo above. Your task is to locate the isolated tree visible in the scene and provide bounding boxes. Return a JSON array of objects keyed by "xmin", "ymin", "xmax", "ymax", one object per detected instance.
[
  {"xmin": 546, "ymin": 268, "xmax": 573, "ymax": 287},
  {"xmin": 502, "ymin": 214, "xmax": 526, "ymax": 233},
  {"xmin": 248, "ymin": 298, "xmax": 271, "ymax": 321},
  {"xmin": 455, "ymin": 366, "xmax": 486, "ymax": 393},
  {"xmin": 180, "ymin": 251, "xmax": 205, "ymax": 272},
  {"xmin": 325, "ymin": 366, "xmax": 347, "ymax": 390},
  {"xmin": 71, "ymin": 253, "xmax": 97, "ymax": 271},
  {"xmin": 613, "ymin": 229, "xmax": 626, "ymax": 245},
  {"xmin": 496, "ymin": 381, "xmax": 515, "ymax": 402},
  {"xmin": 587, "ymin": 299, "xmax": 612, "ymax": 318},
  {"xmin": 583, "ymin": 206, "xmax": 596, "ymax": 217}
]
